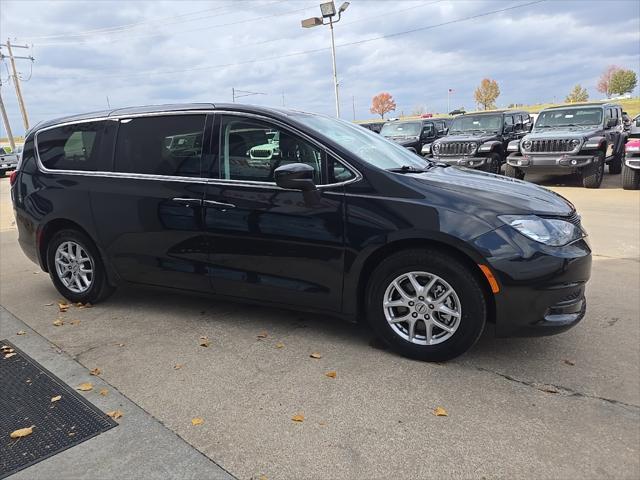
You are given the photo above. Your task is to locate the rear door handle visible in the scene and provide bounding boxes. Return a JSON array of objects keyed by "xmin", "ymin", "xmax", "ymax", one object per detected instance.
[
  {"xmin": 203, "ymin": 200, "xmax": 236, "ymax": 211},
  {"xmin": 171, "ymin": 197, "xmax": 202, "ymax": 208}
]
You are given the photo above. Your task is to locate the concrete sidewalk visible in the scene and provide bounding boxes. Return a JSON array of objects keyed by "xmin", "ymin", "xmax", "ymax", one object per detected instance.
[{"xmin": 0, "ymin": 307, "xmax": 234, "ymax": 480}]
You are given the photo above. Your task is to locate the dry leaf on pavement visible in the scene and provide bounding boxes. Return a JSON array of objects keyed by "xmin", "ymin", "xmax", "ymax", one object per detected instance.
[
  {"xmin": 199, "ymin": 336, "xmax": 210, "ymax": 347},
  {"xmin": 90, "ymin": 368, "xmax": 101, "ymax": 376},
  {"xmin": 433, "ymin": 407, "xmax": 448, "ymax": 417},
  {"xmin": 99, "ymin": 388, "xmax": 108, "ymax": 396},
  {"xmin": 51, "ymin": 395, "xmax": 62, "ymax": 402},
  {"xmin": 106, "ymin": 410, "xmax": 123, "ymax": 420},
  {"xmin": 563, "ymin": 359, "xmax": 576, "ymax": 366},
  {"xmin": 53, "ymin": 319, "xmax": 64, "ymax": 327},
  {"xmin": 16, "ymin": 330, "xmax": 26, "ymax": 335},
  {"xmin": 275, "ymin": 342, "xmax": 285, "ymax": 349},
  {"xmin": 291, "ymin": 413, "xmax": 305, "ymax": 422},
  {"xmin": 310, "ymin": 352, "xmax": 322, "ymax": 359},
  {"xmin": 58, "ymin": 302, "xmax": 69, "ymax": 312},
  {"xmin": 10, "ymin": 426, "xmax": 34, "ymax": 439},
  {"xmin": 325, "ymin": 371, "xmax": 337, "ymax": 378},
  {"xmin": 257, "ymin": 332, "xmax": 268, "ymax": 339},
  {"xmin": 191, "ymin": 417, "xmax": 204, "ymax": 426},
  {"xmin": 174, "ymin": 364, "xmax": 184, "ymax": 370},
  {"xmin": 540, "ymin": 385, "xmax": 559, "ymax": 394},
  {"xmin": 69, "ymin": 320, "xmax": 81, "ymax": 326},
  {"xmin": 4, "ymin": 352, "xmax": 16, "ymax": 359},
  {"xmin": 76, "ymin": 382, "xmax": 93, "ymax": 391}
]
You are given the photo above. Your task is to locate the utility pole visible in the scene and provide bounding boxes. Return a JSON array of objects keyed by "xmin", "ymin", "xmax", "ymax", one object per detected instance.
[
  {"xmin": 0, "ymin": 83, "xmax": 16, "ymax": 151},
  {"xmin": 3, "ymin": 40, "xmax": 33, "ymax": 131},
  {"xmin": 328, "ymin": 16, "xmax": 340, "ymax": 118}
]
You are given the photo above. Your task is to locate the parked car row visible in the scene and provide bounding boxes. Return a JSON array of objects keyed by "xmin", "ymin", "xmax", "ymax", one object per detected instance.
[{"xmin": 0, "ymin": 145, "xmax": 22, "ymax": 177}]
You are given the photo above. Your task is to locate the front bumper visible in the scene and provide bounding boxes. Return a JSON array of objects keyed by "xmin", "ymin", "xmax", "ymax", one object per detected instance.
[
  {"xmin": 507, "ymin": 153, "xmax": 595, "ymax": 169},
  {"xmin": 430, "ymin": 156, "xmax": 487, "ymax": 168},
  {"xmin": 625, "ymin": 154, "xmax": 640, "ymax": 170},
  {"xmin": 472, "ymin": 225, "xmax": 591, "ymax": 337}
]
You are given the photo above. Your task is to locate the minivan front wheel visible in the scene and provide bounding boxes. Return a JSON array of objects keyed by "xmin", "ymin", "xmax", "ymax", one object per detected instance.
[
  {"xmin": 366, "ymin": 249, "xmax": 486, "ymax": 361},
  {"xmin": 47, "ymin": 229, "xmax": 115, "ymax": 304}
]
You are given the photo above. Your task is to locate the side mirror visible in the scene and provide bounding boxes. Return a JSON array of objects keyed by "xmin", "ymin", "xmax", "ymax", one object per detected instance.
[
  {"xmin": 606, "ymin": 118, "xmax": 618, "ymax": 128},
  {"xmin": 274, "ymin": 163, "xmax": 317, "ymax": 191}
]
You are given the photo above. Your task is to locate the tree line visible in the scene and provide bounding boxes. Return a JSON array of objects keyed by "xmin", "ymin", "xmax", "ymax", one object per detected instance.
[{"xmin": 369, "ymin": 65, "xmax": 637, "ymax": 118}]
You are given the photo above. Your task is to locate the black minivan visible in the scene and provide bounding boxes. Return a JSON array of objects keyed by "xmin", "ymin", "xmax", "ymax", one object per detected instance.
[{"xmin": 11, "ymin": 103, "xmax": 591, "ymax": 361}]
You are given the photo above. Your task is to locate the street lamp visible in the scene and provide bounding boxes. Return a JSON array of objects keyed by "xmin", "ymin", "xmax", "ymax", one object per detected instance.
[{"xmin": 301, "ymin": 1, "xmax": 350, "ymax": 117}]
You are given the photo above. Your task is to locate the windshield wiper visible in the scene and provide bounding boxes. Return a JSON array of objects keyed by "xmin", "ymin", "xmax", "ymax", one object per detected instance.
[{"xmin": 387, "ymin": 164, "xmax": 433, "ymax": 173}]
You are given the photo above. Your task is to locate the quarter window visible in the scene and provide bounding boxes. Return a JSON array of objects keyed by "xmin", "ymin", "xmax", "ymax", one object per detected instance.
[
  {"xmin": 219, "ymin": 116, "xmax": 323, "ymax": 184},
  {"xmin": 37, "ymin": 121, "xmax": 105, "ymax": 171},
  {"xmin": 114, "ymin": 115, "xmax": 206, "ymax": 177}
]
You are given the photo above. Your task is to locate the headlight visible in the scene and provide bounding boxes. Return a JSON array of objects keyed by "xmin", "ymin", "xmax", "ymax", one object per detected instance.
[
  {"xmin": 433, "ymin": 143, "xmax": 441, "ymax": 154},
  {"xmin": 499, "ymin": 215, "xmax": 584, "ymax": 246},
  {"xmin": 522, "ymin": 140, "xmax": 532, "ymax": 151},
  {"xmin": 468, "ymin": 143, "xmax": 478, "ymax": 154},
  {"xmin": 570, "ymin": 139, "xmax": 581, "ymax": 150}
]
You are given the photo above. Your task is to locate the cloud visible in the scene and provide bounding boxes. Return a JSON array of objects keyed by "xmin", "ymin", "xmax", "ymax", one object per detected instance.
[{"xmin": 0, "ymin": 0, "xmax": 638, "ymax": 136}]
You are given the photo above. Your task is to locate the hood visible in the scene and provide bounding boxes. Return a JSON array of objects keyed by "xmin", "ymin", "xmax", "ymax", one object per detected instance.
[
  {"xmin": 436, "ymin": 133, "xmax": 497, "ymax": 143},
  {"xmin": 526, "ymin": 127, "xmax": 600, "ymax": 140},
  {"xmin": 407, "ymin": 166, "xmax": 574, "ymax": 217}
]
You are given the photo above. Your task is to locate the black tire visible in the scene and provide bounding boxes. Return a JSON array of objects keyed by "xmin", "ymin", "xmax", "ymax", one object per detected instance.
[
  {"xmin": 46, "ymin": 229, "xmax": 115, "ymax": 304},
  {"xmin": 622, "ymin": 162, "xmax": 640, "ymax": 190},
  {"xmin": 365, "ymin": 248, "xmax": 486, "ymax": 362},
  {"xmin": 582, "ymin": 151, "xmax": 604, "ymax": 188},
  {"xmin": 481, "ymin": 152, "xmax": 501, "ymax": 174},
  {"xmin": 505, "ymin": 163, "xmax": 525, "ymax": 180},
  {"xmin": 609, "ymin": 155, "xmax": 622, "ymax": 174},
  {"xmin": 0, "ymin": 170, "xmax": 6, "ymax": 178}
]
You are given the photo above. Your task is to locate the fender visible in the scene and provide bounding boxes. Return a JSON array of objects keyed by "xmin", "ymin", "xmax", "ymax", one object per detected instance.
[
  {"xmin": 582, "ymin": 136, "xmax": 606, "ymax": 151},
  {"xmin": 478, "ymin": 140, "xmax": 503, "ymax": 154}
]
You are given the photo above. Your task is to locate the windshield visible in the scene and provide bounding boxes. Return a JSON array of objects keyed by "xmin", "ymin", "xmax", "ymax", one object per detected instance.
[
  {"xmin": 536, "ymin": 107, "xmax": 603, "ymax": 128},
  {"xmin": 450, "ymin": 114, "xmax": 502, "ymax": 133},
  {"xmin": 380, "ymin": 122, "xmax": 421, "ymax": 137},
  {"xmin": 293, "ymin": 113, "xmax": 427, "ymax": 170}
]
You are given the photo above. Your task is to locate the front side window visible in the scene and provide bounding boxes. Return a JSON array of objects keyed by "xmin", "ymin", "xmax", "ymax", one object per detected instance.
[
  {"xmin": 37, "ymin": 121, "xmax": 104, "ymax": 171},
  {"xmin": 114, "ymin": 115, "xmax": 205, "ymax": 177},
  {"xmin": 504, "ymin": 116, "xmax": 514, "ymax": 130},
  {"xmin": 219, "ymin": 116, "xmax": 323, "ymax": 184}
]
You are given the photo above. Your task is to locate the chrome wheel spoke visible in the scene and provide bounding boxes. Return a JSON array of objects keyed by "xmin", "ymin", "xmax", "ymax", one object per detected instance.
[
  {"xmin": 407, "ymin": 273, "xmax": 422, "ymax": 296},
  {"xmin": 424, "ymin": 321, "xmax": 433, "ymax": 344},
  {"xmin": 437, "ymin": 304, "xmax": 460, "ymax": 319},
  {"xmin": 384, "ymin": 298, "xmax": 409, "ymax": 309},
  {"xmin": 431, "ymin": 316, "xmax": 454, "ymax": 333},
  {"xmin": 407, "ymin": 319, "xmax": 417, "ymax": 341},
  {"xmin": 393, "ymin": 281, "xmax": 413, "ymax": 302},
  {"xmin": 54, "ymin": 241, "xmax": 94, "ymax": 294}
]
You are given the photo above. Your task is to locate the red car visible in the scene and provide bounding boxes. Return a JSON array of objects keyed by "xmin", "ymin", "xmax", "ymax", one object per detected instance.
[{"xmin": 623, "ymin": 138, "xmax": 640, "ymax": 190}]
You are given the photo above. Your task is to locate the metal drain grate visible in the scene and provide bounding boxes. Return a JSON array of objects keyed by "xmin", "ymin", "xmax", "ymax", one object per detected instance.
[{"xmin": 0, "ymin": 340, "xmax": 117, "ymax": 479}]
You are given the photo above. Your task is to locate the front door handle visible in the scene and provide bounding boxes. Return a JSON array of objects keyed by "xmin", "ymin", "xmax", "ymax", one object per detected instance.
[
  {"xmin": 172, "ymin": 197, "xmax": 202, "ymax": 208},
  {"xmin": 203, "ymin": 200, "xmax": 236, "ymax": 211}
]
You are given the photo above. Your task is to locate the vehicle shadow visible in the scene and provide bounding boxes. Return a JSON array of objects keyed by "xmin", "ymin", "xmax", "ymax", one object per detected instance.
[{"xmin": 524, "ymin": 171, "xmax": 622, "ymax": 189}]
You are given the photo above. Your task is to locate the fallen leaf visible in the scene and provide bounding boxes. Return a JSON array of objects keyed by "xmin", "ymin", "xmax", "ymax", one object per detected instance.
[
  {"xmin": 83, "ymin": 303, "xmax": 93, "ymax": 308},
  {"xmin": 275, "ymin": 342, "xmax": 285, "ymax": 349},
  {"xmin": 58, "ymin": 302, "xmax": 69, "ymax": 312},
  {"xmin": 69, "ymin": 320, "xmax": 81, "ymax": 326},
  {"xmin": 4, "ymin": 352, "xmax": 16, "ymax": 359},
  {"xmin": 76, "ymin": 382, "xmax": 93, "ymax": 392},
  {"xmin": 291, "ymin": 413, "xmax": 305, "ymax": 422},
  {"xmin": 199, "ymin": 336, "xmax": 210, "ymax": 347},
  {"xmin": 99, "ymin": 388, "xmax": 108, "ymax": 396},
  {"xmin": 68, "ymin": 432, "xmax": 76, "ymax": 437},
  {"xmin": 51, "ymin": 395, "xmax": 62, "ymax": 402},
  {"xmin": 76, "ymin": 302, "xmax": 84, "ymax": 307},
  {"xmin": 433, "ymin": 407, "xmax": 448, "ymax": 417},
  {"xmin": 174, "ymin": 363, "xmax": 184, "ymax": 370},
  {"xmin": 325, "ymin": 371, "xmax": 337, "ymax": 378},
  {"xmin": 10, "ymin": 426, "xmax": 34, "ymax": 439},
  {"xmin": 89, "ymin": 368, "xmax": 101, "ymax": 376},
  {"xmin": 1, "ymin": 345, "xmax": 11, "ymax": 351},
  {"xmin": 257, "ymin": 332, "xmax": 268, "ymax": 339},
  {"xmin": 191, "ymin": 417, "xmax": 204, "ymax": 426},
  {"xmin": 563, "ymin": 359, "xmax": 576, "ymax": 366},
  {"xmin": 106, "ymin": 410, "xmax": 123, "ymax": 420},
  {"xmin": 16, "ymin": 330, "xmax": 26, "ymax": 336},
  {"xmin": 53, "ymin": 319, "xmax": 64, "ymax": 327},
  {"xmin": 310, "ymin": 352, "xmax": 322, "ymax": 359}
]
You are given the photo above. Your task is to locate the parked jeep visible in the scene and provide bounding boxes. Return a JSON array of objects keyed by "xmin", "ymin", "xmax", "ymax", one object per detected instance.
[
  {"xmin": 506, "ymin": 103, "xmax": 627, "ymax": 188},
  {"xmin": 0, "ymin": 145, "xmax": 22, "ymax": 177},
  {"xmin": 428, "ymin": 110, "xmax": 531, "ymax": 173},
  {"xmin": 380, "ymin": 118, "xmax": 449, "ymax": 155},
  {"xmin": 622, "ymin": 138, "xmax": 640, "ymax": 190}
]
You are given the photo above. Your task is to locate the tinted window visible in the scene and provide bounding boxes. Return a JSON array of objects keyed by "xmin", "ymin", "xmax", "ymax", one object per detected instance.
[
  {"xmin": 329, "ymin": 156, "xmax": 356, "ymax": 183},
  {"xmin": 37, "ymin": 121, "xmax": 104, "ymax": 171},
  {"xmin": 114, "ymin": 115, "xmax": 205, "ymax": 177},
  {"xmin": 504, "ymin": 116, "xmax": 514, "ymax": 126},
  {"xmin": 219, "ymin": 116, "xmax": 323, "ymax": 184}
]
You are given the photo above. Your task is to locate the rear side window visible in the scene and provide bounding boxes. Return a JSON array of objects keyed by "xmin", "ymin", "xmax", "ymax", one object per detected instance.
[
  {"xmin": 37, "ymin": 121, "xmax": 105, "ymax": 171},
  {"xmin": 114, "ymin": 115, "xmax": 206, "ymax": 177}
]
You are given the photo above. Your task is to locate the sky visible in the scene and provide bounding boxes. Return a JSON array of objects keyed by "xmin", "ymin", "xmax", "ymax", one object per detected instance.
[{"xmin": 0, "ymin": 0, "xmax": 639, "ymax": 136}]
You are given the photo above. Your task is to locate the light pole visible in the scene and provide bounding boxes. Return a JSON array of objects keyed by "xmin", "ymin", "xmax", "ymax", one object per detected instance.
[{"xmin": 302, "ymin": 1, "xmax": 350, "ymax": 118}]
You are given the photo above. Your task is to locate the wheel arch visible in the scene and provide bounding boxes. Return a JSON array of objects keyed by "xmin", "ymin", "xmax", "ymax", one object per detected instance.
[{"xmin": 355, "ymin": 238, "xmax": 496, "ymax": 325}]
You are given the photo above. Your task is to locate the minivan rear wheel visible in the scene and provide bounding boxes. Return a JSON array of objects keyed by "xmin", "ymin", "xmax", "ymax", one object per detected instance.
[
  {"xmin": 46, "ymin": 229, "xmax": 115, "ymax": 304},
  {"xmin": 366, "ymin": 249, "xmax": 486, "ymax": 361}
]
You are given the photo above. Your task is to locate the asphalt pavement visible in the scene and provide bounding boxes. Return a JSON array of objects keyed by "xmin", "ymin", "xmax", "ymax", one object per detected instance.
[{"xmin": 0, "ymin": 171, "xmax": 638, "ymax": 480}]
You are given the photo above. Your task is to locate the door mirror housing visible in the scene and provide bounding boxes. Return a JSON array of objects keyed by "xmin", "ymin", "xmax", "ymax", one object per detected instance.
[{"xmin": 274, "ymin": 163, "xmax": 317, "ymax": 191}]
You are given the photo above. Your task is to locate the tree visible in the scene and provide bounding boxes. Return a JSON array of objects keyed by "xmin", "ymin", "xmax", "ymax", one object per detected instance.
[
  {"xmin": 565, "ymin": 84, "xmax": 589, "ymax": 103},
  {"xmin": 609, "ymin": 69, "xmax": 637, "ymax": 96},
  {"xmin": 370, "ymin": 92, "xmax": 396, "ymax": 119},
  {"xmin": 474, "ymin": 78, "xmax": 500, "ymax": 110},
  {"xmin": 597, "ymin": 65, "xmax": 621, "ymax": 97}
]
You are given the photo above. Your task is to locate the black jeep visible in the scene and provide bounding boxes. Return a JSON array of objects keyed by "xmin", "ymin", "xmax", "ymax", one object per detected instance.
[
  {"xmin": 380, "ymin": 118, "xmax": 449, "ymax": 155},
  {"xmin": 428, "ymin": 110, "xmax": 531, "ymax": 174},
  {"xmin": 506, "ymin": 103, "xmax": 627, "ymax": 188}
]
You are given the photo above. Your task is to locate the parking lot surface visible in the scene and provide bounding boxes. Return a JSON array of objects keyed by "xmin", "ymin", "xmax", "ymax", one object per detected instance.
[{"xmin": 1, "ymin": 172, "xmax": 638, "ymax": 479}]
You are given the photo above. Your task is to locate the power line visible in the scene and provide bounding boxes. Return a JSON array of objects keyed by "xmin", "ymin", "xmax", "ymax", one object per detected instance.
[{"xmin": 39, "ymin": 0, "xmax": 545, "ymax": 82}]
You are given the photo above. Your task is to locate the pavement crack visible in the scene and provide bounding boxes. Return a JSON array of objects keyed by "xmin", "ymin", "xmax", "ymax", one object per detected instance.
[{"xmin": 476, "ymin": 367, "xmax": 640, "ymax": 411}]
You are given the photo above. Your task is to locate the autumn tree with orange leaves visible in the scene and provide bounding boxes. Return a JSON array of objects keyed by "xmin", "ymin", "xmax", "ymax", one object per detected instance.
[{"xmin": 370, "ymin": 92, "xmax": 396, "ymax": 119}]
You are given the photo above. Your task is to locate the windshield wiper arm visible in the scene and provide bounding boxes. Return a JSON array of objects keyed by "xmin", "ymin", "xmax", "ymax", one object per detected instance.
[{"xmin": 387, "ymin": 165, "xmax": 433, "ymax": 173}]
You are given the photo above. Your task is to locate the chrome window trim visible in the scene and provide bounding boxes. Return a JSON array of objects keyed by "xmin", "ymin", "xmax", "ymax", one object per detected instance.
[{"xmin": 33, "ymin": 110, "xmax": 362, "ymax": 191}]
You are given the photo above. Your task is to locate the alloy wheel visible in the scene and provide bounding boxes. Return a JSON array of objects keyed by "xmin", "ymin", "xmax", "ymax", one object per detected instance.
[
  {"xmin": 54, "ymin": 241, "xmax": 94, "ymax": 293},
  {"xmin": 383, "ymin": 271, "xmax": 462, "ymax": 345}
]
